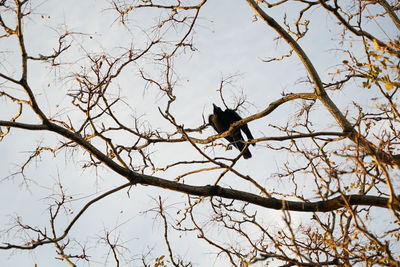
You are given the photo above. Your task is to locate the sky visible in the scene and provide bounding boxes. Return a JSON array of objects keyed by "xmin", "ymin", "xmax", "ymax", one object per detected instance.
[{"xmin": 0, "ymin": 0, "xmax": 398, "ymax": 266}]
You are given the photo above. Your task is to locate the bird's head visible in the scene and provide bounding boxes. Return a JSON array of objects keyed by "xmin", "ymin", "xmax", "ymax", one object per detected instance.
[{"xmin": 212, "ymin": 103, "xmax": 223, "ymax": 114}]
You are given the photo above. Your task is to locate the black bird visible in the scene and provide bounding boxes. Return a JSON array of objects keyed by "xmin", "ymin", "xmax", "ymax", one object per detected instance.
[{"xmin": 208, "ymin": 104, "xmax": 255, "ymax": 159}]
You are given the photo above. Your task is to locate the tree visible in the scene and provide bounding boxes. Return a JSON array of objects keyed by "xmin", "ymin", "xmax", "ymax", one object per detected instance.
[{"xmin": 0, "ymin": 0, "xmax": 399, "ymax": 266}]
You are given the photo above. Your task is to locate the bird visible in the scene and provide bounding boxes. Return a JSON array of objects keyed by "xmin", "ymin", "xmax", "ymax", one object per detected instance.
[{"xmin": 208, "ymin": 103, "xmax": 255, "ymax": 159}]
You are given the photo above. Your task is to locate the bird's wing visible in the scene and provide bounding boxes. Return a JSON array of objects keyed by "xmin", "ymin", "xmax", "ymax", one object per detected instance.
[
  {"xmin": 224, "ymin": 109, "xmax": 242, "ymax": 124},
  {"xmin": 208, "ymin": 115, "xmax": 218, "ymax": 131},
  {"xmin": 210, "ymin": 108, "xmax": 252, "ymax": 159},
  {"xmin": 209, "ymin": 114, "xmax": 227, "ymax": 133},
  {"xmin": 240, "ymin": 124, "xmax": 255, "ymax": 146},
  {"xmin": 230, "ymin": 129, "xmax": 252, "ymax": 159},
  {"xmin": 225, "ymin": 109, "xmax": 255, "ymax": 146},
  {"xmin": 229, "ymin": 129, "xmax": 245, "ymax": 150},
  {"xmin": 210, "ymin": 113, "xmax": 236, "ymax": 146}
]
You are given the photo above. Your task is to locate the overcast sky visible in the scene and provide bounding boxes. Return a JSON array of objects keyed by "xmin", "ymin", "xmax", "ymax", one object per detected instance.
[{"xmin": 0, "ymin": 0, "xmax": 397, "ymax": 266}]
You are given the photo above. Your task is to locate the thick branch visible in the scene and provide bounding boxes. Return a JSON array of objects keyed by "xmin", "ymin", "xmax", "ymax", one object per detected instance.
[
  {"xmin": 245, "ymin": 0, "xmax": 350, "ymax": 128},
  {"xmin": 102, "ymin": 92, "xmax": 318, "ymax": 147},
  {"xmin": 132, "ymin": 182, "xmax": 397, "ymax": 212},
  {"xmin": 0, "ymin": 121, "xmax": 48, "ymax": 130},
  {"xmin": 377, "ymin": 0, "xmax": 400, "ymax": 30},
  {"xmin": 193, "ymin": 92, "xmax": 317, "ymax": 144},
  {"xmin": 0, "ymin": 120, "xmax": 397, "ymax": 212},
  {"xmin": 245, "ymin": 0, "xmax": 400, "ymax": 167},
  {"xmin": 253, "ymin": 131, "xmax": 346, "ymax": 143}
]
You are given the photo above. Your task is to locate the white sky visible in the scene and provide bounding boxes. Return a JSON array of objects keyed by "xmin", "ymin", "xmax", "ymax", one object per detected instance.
[{"xmin": 0, "ymin": 0, "xmax": 398, "ymax": 266}]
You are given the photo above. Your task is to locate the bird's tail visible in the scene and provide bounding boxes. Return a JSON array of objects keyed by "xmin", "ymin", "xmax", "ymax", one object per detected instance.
[
  {"xmin": 234, "ymin": 141, "xmax": 252, "ymax": 159},
  {"xmin": 242, "ymin": 148, "xmax": 252, "ymax": 159}
]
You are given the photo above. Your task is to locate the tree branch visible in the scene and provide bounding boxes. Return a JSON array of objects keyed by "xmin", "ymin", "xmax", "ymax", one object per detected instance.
[
  {"xmin": 0, "ymin": 121, "xmax": 396, "ymax": 212},
  {"xmin": 0, "ymin": 183, "xmax": 131, "ymax": 250},
  {"xmin": 245, "ymin": 0, "xmax": 400, "ymax": 167}
]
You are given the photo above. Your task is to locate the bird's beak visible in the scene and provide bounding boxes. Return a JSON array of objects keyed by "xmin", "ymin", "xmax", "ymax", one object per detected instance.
[{"xmin": 212, "ymin": 103, "xmax": 218, "ymax": 113}]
